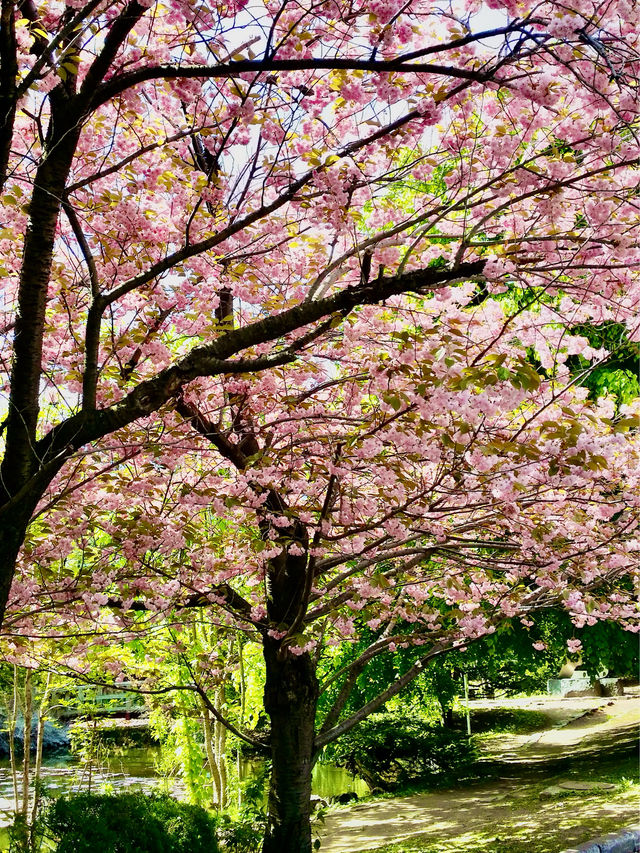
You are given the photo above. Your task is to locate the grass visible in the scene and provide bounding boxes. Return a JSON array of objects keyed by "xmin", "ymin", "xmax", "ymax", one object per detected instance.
[
  {"xmin": 547, "ymin": 752, "xmax": 638, "ymax": 787},
  {"xmin": 451, "ymin": 708, "xmax": 549, "ymax": 736},
  {"xmin": 321, "ymin": 698, "xmax": 639, "ymax": 853}
]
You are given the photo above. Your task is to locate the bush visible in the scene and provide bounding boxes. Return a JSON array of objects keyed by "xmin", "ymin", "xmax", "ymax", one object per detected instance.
[
  {"xmin": 326, "ymin": 713, "xmax": 478, "ymax": 791},
  {"xmin": 40, "ymin": 791, "xmax": 219, "ymax": 853},
  {"xmin": 215, "ymin": 809, "xmax": 266, "ymax": 852}
]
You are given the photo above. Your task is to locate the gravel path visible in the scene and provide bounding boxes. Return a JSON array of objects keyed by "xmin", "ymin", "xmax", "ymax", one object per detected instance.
[{"xmin": 318, "ymin": 694, "xmax": 640, "ymax": 853}]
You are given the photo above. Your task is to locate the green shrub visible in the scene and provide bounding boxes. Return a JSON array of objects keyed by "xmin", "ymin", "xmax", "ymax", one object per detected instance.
[
  {"xmin": 40, "ymin": 791, "xmax": 219, "ymax": 853},
  {"xmin": 326, "ymin": 713, "xmax": 478, "ymax": 791},
  {"xmin": 215, "ymin": 809, "xmax": 266, "ymax": 852}
]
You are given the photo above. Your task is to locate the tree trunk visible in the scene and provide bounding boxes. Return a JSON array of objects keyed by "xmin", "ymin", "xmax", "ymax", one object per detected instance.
[
  {"xmin": 214, "ymin": 685, "xmax": 228, "ymax": 807},
  {"xmin": 262, "ymin": 638, "xmax": 318, "ymax": 853},
  {"xmin": 0, "ymin": 0, "xmax": 18, "ymax": 193},
  {"xmin": 31, "ymin": 673, "xmax": 52, "ymax": 835},
  {"xmin": 21, "ymin": 669, "xmax": 33, "ymax": 819},
  {"xmin": 0, "ymin": 89, "xmax": 83, "ymax": 627},
  {"xmin": 202, "ymin": 701, "xmax": 222, "ymax": 807},
  {"xmin": 0, "ymin": 513, "xmax": 36, "ymax": 627},
  {"xmin": 8, "ymin": 665, "xmax": 19, "ymax": 813}
]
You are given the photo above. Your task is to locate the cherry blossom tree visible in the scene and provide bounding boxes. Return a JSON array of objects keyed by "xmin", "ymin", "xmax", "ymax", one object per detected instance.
[
  {"xmin": 2, "ymin": 0, "xmax": 640, "ymax": 849},
  {"xmin": 2, "ymin": 0, "xmax": 640, "ymax": 629},
  {"xmin": 7, "ymin": 293, "xmax": 640, "ymax": 851}
]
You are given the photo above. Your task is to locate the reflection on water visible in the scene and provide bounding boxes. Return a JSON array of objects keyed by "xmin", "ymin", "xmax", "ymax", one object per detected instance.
[
  {"xmin": 312, "ymin": 762, "xmax": 369, "ymax": 800},
  {"xmin": 0, "ymin": 749, "xmax": 173, "ymax": 828},
  {"xmin": 0, "ymin": 749, "xmax": 170, "ymax": 851},
  {"xmin": 238, "ymin": 758, "xmax": 369, "ymax": 801}
]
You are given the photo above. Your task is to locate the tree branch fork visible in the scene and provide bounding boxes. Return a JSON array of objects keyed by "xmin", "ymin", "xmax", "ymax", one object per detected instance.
[{"xmin": 0, "ymin": 258, "xmax": 485, "ymax": 518}]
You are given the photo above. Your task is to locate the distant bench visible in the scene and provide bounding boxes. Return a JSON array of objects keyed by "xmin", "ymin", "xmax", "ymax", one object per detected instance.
[
  {"xmin": 547, "ymin": 671, "xmax": 624, "ymax": 697},
  {"xmin": 561, "ymin": 825, "xmax": 640, "ymax": 852}
]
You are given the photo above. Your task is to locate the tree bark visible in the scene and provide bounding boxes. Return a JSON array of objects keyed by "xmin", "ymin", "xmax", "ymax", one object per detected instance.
[
  {"xmin": 31, "ymin": 672, "xmax": 51, "ymax": 843},
  {"xmin": 1, "ymin": 94, "xmax": 81, "ymax": 500},
  {"xmin": 262, "ymin": 638, "xmax": 318, "ymax": 853},
  {"xmin": 0, "ymin": 1, "xmax": 148, "ymax": 629},
  {"xmin": 0, "ymin": 87, "xmax": 82, "ymax": 625},
  {"xmin": 214, "ymin": 684, "xmax": 228, "ymax": 807}
]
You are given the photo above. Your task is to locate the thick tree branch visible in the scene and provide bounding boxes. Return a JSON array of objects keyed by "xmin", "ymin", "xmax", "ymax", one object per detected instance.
[
  {"xmin": 93, "ymin": 57, "xmax": 497, "ymax": 109},
  {"xmin": 91, "ymin": 20, "xmax": 554, "ymax": 113},
  {"xmin": 81, "ymin": 298, "xmax": 105, "ymax": 413},
  {"xmin": 61, "ymin": 200, "xmax": 100, "ymax": 298},
  {"xmin": 79, "ymin": 1, "xmax": 147, "ymax": 100},
  {"xmin": 0, "ymin": 0, "xmax": 18, "ymax": 192},
  {"xmin": 284, "ymin": 447, "xmax": 342, "ymax": 641},
  {"xmin": 175, "ymin": 397, "xmax": 248, "ymax": 470},
  {"xmin": 1, "ymin": 105, "xmax": 83, "ymax": 502},
  {"xmin": 314, "ymin": 642, "xmax": 450, "ymax": 750},
  {"xmin": 191, "ymin": 678, "xmax": 269, "ymax": 752},
  {"xmin": 177, "ymin": 648, "xmax": 269, "ymax": 751},
  {"xmin": 15, "ymin": 0, "xmax": 105, "ymax": 100},
  {"xmin": 106, "ymin": 581, "xmax": 255, "ymax": 624},
  {"xmin": 26, "ymin": 259, "xmax": 484, "ymax": 484},
  {"xmin": 317, "ymin": 660, "xmax": 365, "ymax": 738}
]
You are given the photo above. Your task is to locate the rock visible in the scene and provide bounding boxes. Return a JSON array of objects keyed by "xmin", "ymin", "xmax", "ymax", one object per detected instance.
[
  {"xmin": 333, "ymin": 791, "xmax": 359, "ymax": 805},
  {"xmin": 560, "ymin": 827, "xmax": 640, "ymax": 853},
  {"xmin": 310, "ymin": 795, "xmax": 328, "ymax": 812},
  {"xmin": 539, "ymin": 786, "xmax": 567, "ymax": 799},
  {"xmin": 0, "ymin": 717, "xmax": 69, "ymax": 756},
  {"xmin": 565, "ymin": 688, "xmax": 599, "ymax": 698},
  {"xmin": 557, "ymin": 781, "xmax": 615, "ymax": 792},
  {"xmin": 597, "ymin": 678, "xmax": 625, "ymax": 697},
  {"xmin": 593, "ymin": 828, "xmax": 640, "ymax": 852}
]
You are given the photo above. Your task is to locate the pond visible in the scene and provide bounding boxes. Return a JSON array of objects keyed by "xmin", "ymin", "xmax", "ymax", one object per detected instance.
[
  {"xmin": 0, "ymin": 746, "xmax": 368, "ymax": 843},
  {"xmin": 237, "ymin": 756, "xmax": 370, "ymax": 802}
]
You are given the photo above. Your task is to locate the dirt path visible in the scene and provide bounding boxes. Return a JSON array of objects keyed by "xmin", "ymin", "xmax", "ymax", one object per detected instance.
[
  {"xmin": 477, "ymin": 693, "xmax": 639, "ymax": 765},
  {"xmin": 318, "ymin": 780, "xmax": 639, "ymax": 853},
  {"xmin": 318, "ymin": 695, "xmax": 640, "ymax": 853}
]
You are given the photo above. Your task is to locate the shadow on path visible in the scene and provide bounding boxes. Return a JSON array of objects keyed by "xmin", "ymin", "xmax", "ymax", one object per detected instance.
[{"xmin": 319, "ymin": 695, "xmax": 640, "ymax": 853}]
